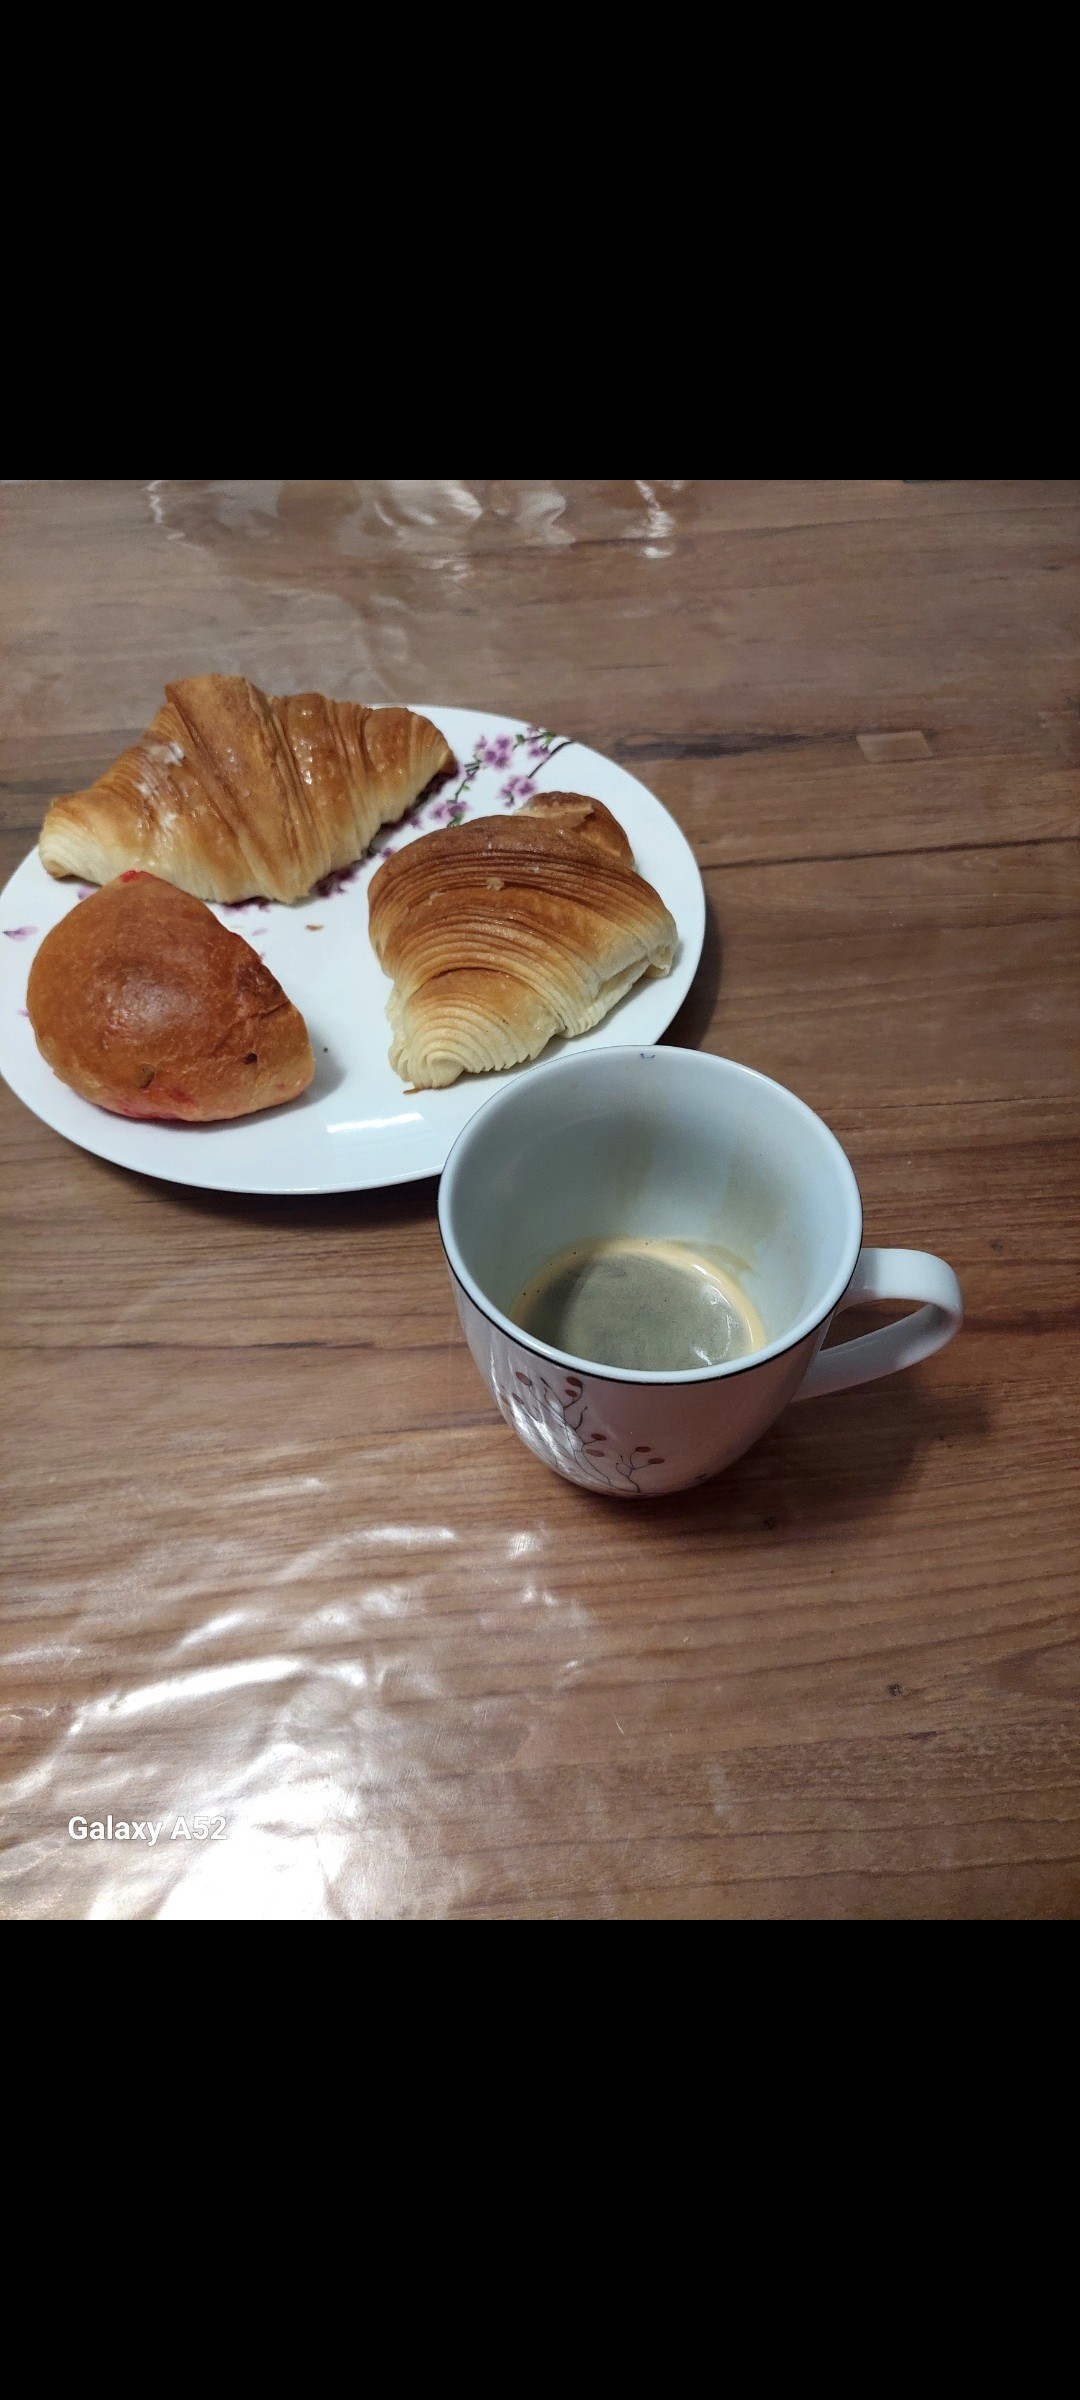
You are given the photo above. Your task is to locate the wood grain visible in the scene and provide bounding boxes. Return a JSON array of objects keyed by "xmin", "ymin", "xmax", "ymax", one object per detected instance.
[{"xmin": 1, "ymin": 480, "xmax": 1077, "ymax": 1920}]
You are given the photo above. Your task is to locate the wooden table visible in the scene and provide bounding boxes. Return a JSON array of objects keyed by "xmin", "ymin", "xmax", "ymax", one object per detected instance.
[{"xmin": 1, "ymin": 479, "xmax": 1076, "ymax": 1920}]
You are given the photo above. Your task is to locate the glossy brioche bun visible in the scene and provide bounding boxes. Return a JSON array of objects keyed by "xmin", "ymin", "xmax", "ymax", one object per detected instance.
[{"xmin": 26, "ymin": 871, "xmax": 315, "ymax": 1121}]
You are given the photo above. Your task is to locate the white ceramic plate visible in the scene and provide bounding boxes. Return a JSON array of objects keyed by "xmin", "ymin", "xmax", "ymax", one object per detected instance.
[{"xmin": 0, "ymin": 706, "xmax": 705, "ymax": 1195}]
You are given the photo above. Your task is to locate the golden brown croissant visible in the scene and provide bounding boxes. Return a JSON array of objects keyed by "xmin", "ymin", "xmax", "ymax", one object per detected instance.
[
  {"xmin": 26, "ymin": 872, "xmax": 315, "ymax": 1121},
  {"xmin": 38, "ymin": 675, "xmax": 454, "ymax": 904},
  {"xmin": 368, "ymin": 793, "xmax": 677, "ymax": 1088}
]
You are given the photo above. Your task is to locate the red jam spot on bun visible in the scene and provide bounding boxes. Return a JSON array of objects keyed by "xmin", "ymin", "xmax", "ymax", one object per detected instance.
[{"xmin": 119, "ymin": 869, "xmax": 147, "ymax": 883}]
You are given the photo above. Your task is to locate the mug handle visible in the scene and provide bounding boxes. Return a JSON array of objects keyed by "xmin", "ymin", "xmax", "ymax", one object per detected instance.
[{"xmin": 794, "ymin": 1248, "xmax": 963, "ymax": 1400}]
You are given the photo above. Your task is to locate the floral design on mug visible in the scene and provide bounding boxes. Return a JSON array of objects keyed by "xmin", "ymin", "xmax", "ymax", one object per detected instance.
[{"xmin": 507, "ymin": 1368, "xmax": 667, "ymax": 1494}]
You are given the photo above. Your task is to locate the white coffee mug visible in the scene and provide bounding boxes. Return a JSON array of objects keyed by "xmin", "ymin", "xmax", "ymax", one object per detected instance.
[{"xmin": 438, "ymin": 1047, "xmax": 963, "ymax": 1497}]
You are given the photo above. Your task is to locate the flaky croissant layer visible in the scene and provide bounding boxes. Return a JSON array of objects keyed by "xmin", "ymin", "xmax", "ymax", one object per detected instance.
[
  {"xmin": 38, "ymin": 676, "xmax": 454, "ymax": 904},
  {"xmin": 368, "ymin": 793, "xmax": 677, "ymax": 1088}
]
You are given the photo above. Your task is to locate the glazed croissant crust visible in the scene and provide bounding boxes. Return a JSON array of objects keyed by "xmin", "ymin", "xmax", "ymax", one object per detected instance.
[
  {"xmin": 38, "ymin": 675, "xmax": 454, "ymax": 905},
  {"xmin": 368, "ymin": 793, "xmax": 677, "ymax": 1088}
]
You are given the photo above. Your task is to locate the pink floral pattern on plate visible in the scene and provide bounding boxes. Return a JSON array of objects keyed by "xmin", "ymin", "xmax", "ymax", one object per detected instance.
[{"xmin": 415, "ymin": 724, "xmax": 573, "ymax": 830}]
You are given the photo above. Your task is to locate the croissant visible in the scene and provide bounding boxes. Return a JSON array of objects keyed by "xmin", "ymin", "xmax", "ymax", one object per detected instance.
[
  {"xmin": 38, "ymin": 675, "xmax": 454, "ymax": 905},
  {"xmin": 26, "ymin": 871, "xmax": 315, "ymax": 1121},
  {"xmin": 368, "ymin": 793, "xmax": 677, "ymax": 1088}
]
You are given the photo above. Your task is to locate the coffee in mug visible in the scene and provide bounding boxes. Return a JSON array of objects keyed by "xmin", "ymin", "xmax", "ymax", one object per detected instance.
[{"xmin": 510, "ymin": 1236, "xmax": 766, "ymax": 1372}]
